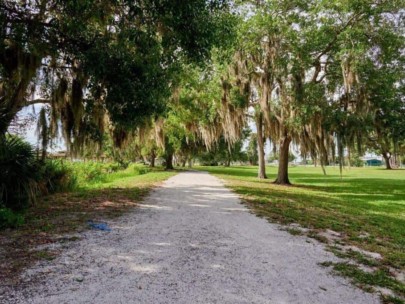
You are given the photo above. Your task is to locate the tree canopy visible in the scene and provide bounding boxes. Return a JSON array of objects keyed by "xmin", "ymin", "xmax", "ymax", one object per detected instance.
[
  {"xmin": 1, "ymin": 0, "xmax": 234, "ymax": 151},
  {"xmin": 2, "ymin": 0, "xmax": 404, "ymax": 181}
]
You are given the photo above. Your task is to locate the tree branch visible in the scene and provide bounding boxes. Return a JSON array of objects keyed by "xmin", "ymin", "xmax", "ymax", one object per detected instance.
[
  {"xmin": 24, "ymin": 98, "xmax": 50, "ymax": 106},
  {"xmin": 314, "ymin": 12, "xmax": 365, "ymax": 62}
]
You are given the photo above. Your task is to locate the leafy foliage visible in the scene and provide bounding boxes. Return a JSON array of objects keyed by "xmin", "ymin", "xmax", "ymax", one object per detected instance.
[
  {"xmin": 0, "ymin": 137, "xmax": 77, "ymax": 210},
  {"xmin": 197, "ymin": 136, "xmax": 248, "ymax": 166},
  {"xmin": 66, "ymin": 161, "xmax": 150, "ymax": 186},
  {"xmin": 0, "ymin": 207, "xmax": 24, "ymax": 229},
  {"xmin": 246, "ymin": 133, "xmax": 259, "ymax": 166},
  {"xmin": 0, "ymin": 0, "xmax": 235, "ymax": 152},
  {"xmin": 38, "ymin": 160, "xmax": 77, "ymax": 193},
  {"xmin": 0, "ymin": 136, "xmax": 38, "ymax": 210}
]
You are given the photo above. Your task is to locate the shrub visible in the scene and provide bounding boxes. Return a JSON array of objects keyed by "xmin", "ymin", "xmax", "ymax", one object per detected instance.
[
  {"xmin": 0, "ymin": 207, "xmax": 24, "ymax": 229},
  {"xmin": 349, "ymin": 153, "xmax": 365, "ymax": 167},
  {"xmin": 68, "ymin": 161, "xmax": 136, "ymax": 185},
  {"xmin": 83, "ymin": 163, "xmax": 105, "ymax": 182},
  {"xmin": 0, "ymin": 136, "xmax": 38, "ymax": 210},
  {"xmin": 129, "ymin": 163, "xmax": 150, "ymax": 175},
  {"xmin": 68, "ymin": 162, "xmax": 103, "ymax": 183},
  {"xmin": 38, "ymin": 160, "xmax": 77, "ymax": 194},
  {"xmin": 105, "ymin": 162, "xmax": 122, "ymax": 173},
  {"xmin": 0, "ymin": 136, "xmax": 79, "ymax": 211}
]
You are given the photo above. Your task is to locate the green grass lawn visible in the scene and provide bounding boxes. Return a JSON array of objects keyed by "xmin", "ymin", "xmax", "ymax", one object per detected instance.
[{"xmin": 198, "ymin": 165, "xmax": 405, "ymax": 302}]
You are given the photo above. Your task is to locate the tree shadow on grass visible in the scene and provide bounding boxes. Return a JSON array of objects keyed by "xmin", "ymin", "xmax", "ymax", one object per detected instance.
[
  {"xmin": 201, "ymin": 166, "xmax": 405, "ymax": 269},
  {"xmin": 203, "ymin": 166, "xmax": 405, "ymax": 205},
  {"xmin": 230, "ymin": 182, "xmax": 405, "ymax": 269}
]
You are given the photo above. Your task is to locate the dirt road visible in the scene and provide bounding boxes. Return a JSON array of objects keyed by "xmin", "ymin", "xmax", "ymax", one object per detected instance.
[{"xmin": 4, "ymin": 171, "xmax": 378, "ymax": 304}]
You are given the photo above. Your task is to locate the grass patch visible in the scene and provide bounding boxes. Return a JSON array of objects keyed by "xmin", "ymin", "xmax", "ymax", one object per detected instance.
[
  {"xmin": 35, "ymin": 250, "xmax": 57, "ymax": 261},
  {"xmin": 382, "ymin": 295, "xmax": 405, "ymax": 304},
  {"xmin": 332, "ymin": 263, "xmax": 405, "ymax": 294},
  {"xmin": 0, "ymin": 165, "xmax": 176, "ymax": 287},
  {"xmin": 286, "ymin": 227, "xmax": 303, "ymax": 236},
  {"xmin": 328, "ymin": 246, "xmax": 381, "ymax": 267},
  {"xmin": 331, "ymin": 263, "xmax": 405, "ymax": 303},
  {"xmin": 198, "ymin": 165, "xmax": 405, "ymax": 299}
]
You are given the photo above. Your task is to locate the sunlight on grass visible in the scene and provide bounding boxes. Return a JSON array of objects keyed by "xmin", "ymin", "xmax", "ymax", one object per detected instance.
[
  {"xmin": 83, "ymin": 169, "xmax": 176, "ymax": 190},
  {"xmin": 198, "ymin": 166, "xmax": 405, "ymax": 268},
  {"xmin": 198, "ymin": 165, "xmax": 405, "ymax": 301}
]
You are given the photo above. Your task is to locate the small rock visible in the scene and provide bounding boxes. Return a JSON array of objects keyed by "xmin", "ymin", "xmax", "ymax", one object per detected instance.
[{"xmin": 75, "ymin": 277, "xmax": 84, "ymax": 283}]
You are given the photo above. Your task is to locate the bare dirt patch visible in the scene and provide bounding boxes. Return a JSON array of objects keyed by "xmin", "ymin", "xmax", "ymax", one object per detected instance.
[{"xmin": 0, "ymin": 187, "xmax": 150, "ymax": 290}]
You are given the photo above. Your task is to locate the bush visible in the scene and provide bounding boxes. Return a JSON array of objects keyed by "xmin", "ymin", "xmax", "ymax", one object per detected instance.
[
  {"xmin": 83, "ymin": 163, "xmax": 105, "ymax": 182},
  {"xmin": 0, "ymin": 207, "xmax": 24, "ymax": 229},
  {"xmin": 105, "ymin": 162, "xmax": 122, "ymax": 173},
  {"xmin": 68, "ymin": 162, "xmax": 104, "ymax": 183},
  {"xmin": 0, "ymin": 136, "xmax": 38, "ymax": 210},
  {"xmin": 129, "ymin": 163, "xmax": 150, "ymax": 175},
  {"xmin": 68, "ymin": 161, "xmax": 139, "ymax": 185},
  {"xmin": 38, "ymin": 160, "xmax": 77, "ymax": 194},
  {"xmin": 0, "ymin": 136, "xmax": 79, "ymax": 211},
  {"xmin": 349, "ymin": 153, "xmax": 364, "ymax": 167}
]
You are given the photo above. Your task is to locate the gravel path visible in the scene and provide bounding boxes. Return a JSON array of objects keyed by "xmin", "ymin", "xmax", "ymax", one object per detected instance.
[{"xmin": 4, "ymin": 171, "xmax": 379, "ymax": 304}]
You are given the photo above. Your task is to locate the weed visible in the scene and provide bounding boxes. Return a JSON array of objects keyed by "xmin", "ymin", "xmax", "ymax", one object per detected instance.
[
  {"xmin": 286, "ymin": 228, "xmax": 303, "ymax": 236},
  {"xmin": 35, "ymin": 250, "xmax": 56, "ymax": 261}
]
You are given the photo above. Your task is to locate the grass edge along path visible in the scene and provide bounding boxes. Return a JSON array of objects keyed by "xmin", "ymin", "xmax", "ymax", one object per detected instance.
[
  {"xmin": 198, "ymin": 165, "xmax": 405, "ymax": 304},
  {"xmin": 0, "ymin": 167, "xmax": 176, "ymax": 288}
]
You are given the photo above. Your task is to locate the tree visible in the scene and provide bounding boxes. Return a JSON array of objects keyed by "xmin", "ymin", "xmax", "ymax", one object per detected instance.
[
  {"xmin": 364, "ymin": 50, "xmax": 405, "ymax": 169},
  {"xmin": 0, "ymin": 0, "xmax": 234, "ymax": 151},
  {"xmin": 3, "ymin": 0, "xmax": 404, "ymax": 183},
  {"xmin": 255, "ymin": 111, "xmax": 267, "ymax": 178},
  {"xmin": 35, "ymin": 107, "xmax": 49, "ymax": 161},
  {"xmin": 197, "ymin": 136, "xmax": 247, "ymax": 166},
  {"xmin": 150, "ymin": 48, "xmax": 247, "ymax": 170},
  {"xmin": 229, "ymin": 0, "xmax": 404, "ymax": 183}
]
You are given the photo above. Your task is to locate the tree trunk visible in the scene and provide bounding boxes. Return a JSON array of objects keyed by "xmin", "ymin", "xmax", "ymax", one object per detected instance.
[
  {"xmin": 149, "ymin": 150, "xmax": 155, "ymax": 168},
  {"xmin": 274, "ymin": 136, "xmax": 291, "ymax": 185},
  {"xmin": 1, "ymin": 64, "xmax": 40, "ymax": 135},
  {"xmin": 382, "ymin": 152, "xmax": 392, "ymax": 170},
  {"xmin": 165, "ymin": 151, "xmax": 174, "ymax": 170},
  {"xmin": 256, "ymin": 112, "xmax": 267, "ymax": 179},
  {"xmin": 181, "ymin": 158, "xmax": 186, "ymax": 167},
  {"xmin": 224, "ymin": 149, "xmax": 232, "ymax": 167},
  {"xmin": 187, "ymin": 158, "xmax": 192, "ymax": 168},
  {"xmin": 41, "ymin": 148, "xmax": 47, "ymax": 162},
  {"xmin": 149, "ymin": 150, "xmax": 156, "ymax": 168}
]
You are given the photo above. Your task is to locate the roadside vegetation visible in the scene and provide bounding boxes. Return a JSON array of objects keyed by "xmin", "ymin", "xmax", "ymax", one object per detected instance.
[
  {"xmin": 0, "ymin": 154, "xmax": 175, "ymax": 286},
  {"xmin": 200, "ymin": 165, "xmax": 405, "ymax": 303}
]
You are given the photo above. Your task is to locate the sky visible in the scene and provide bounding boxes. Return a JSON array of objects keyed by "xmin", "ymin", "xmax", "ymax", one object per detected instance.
[{"xmin": 13, "ymin": 104, "xmax": 65, "ymax": 152}]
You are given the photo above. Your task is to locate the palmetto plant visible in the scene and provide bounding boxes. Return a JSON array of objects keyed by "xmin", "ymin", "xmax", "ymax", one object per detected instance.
[{"xmin": 0, "ymin": 135, "xmax": 38, "ymax": 210}]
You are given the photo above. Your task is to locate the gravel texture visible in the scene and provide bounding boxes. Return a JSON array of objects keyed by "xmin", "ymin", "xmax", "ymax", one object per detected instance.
[{"xmin": 3, "ymin": 171, "xmax": 379, "ymax": 304}]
